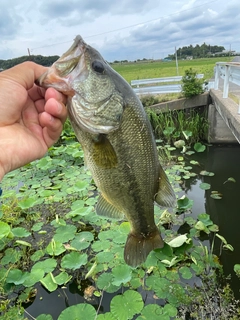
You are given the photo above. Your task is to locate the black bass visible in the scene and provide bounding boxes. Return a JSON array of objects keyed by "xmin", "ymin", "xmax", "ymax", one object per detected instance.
[{"xmin": 37, "ymin": 35, "xmax": 176, "ymax": 267}]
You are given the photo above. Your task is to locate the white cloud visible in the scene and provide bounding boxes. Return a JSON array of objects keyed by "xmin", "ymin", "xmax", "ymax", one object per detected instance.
[{"xmin": 1, "ymin": 0, "xmax": 240, "ymax": 61}]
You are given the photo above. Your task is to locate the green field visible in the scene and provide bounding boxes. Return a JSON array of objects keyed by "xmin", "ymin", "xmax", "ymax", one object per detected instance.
[{"xmin": 111, "ymin": 57, "xmax": 232, "ymax": 83}]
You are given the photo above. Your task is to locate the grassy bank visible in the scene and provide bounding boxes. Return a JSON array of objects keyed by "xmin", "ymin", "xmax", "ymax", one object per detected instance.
[{"xmin": 111, "ymin": 57, "xmax": 232, "ymax": 83}]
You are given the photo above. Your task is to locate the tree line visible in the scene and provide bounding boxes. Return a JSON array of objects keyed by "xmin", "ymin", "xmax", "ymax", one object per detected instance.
[
  {"xmin": 167, "ymin": 43, "xmax": 225, "ymax": 59},
  {"xmin": 0, "ymin": 55, "xmax": 59, "ymax": 70},
  {"xmin": 0, "ymin": 43, "xmax": 230, "ymax": 70}
]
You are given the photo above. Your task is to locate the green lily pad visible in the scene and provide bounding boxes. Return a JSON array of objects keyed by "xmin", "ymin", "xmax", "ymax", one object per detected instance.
[
  {"xmin": 137, "ymin": 304, "xmax": 164, "ymax": 320},
  {"xmin": 177, "ymin": 196, "xmax": 193, "ymax": 211},
  {"xmin": 58, "ymin": 303, "xmax": 96, "ymax": 320},
  {"xmin": 23, "ymin": 269, "xmax": 45, "ymax": 287},
  {"xmin": 53, "ymin": 225, "xmax": 77, "ymax": 242},
  {"xmin": 32, "ymin": 258, "xmax": 57, "ymax": 274},
  {"xmin": 46, "ymin": 240, "xmax": 66, "ymax": 256},
  {"xmin": 179, "ymin": 266, "xmax": 193, "ymax": 279},
  {"xmin": 70, "ymin": 231, "xmax": 94, "ymax": 250},
  {"xmin": 12, "ymin": 227, "xmax": 31, "ymax": 238},
  {"xmin": 18, "ymin": 197, "xmax": 38, "ymax": 210},
  {"xmin": 110, "ymin": 290, "xmax": 144, "ymax": 320},
  {"xmin": 61, "ymin": 252, "xmax": 87, "ymax": 270},
  {"xmin": 167, "ymin": 234, "xmax": 188, "ymax": 247},
  {"xmin": 200, "ymin": 182, "xmax": 211, "ymax": 190},
  {"xmin": 194, "ymin": 142, "xmax": 206, "ymax": 152},
  {"xmin": 112, "ymin": 264, "xmax": 132, "ymax": 286},
  {"xmin": 0, "ymin": 221, "xmax": 11, "ymax": 239},
  {"xmin": 40, "ymin": 273, "xmax": 58, "ymax": 292},
  {"xmin": 96, "ymin": 273, "xmax": 120, "ymax": 293},
  {"xmin": 97, "ymin": 313, "xmax": 116, "ymax": 320},
  {"xmin": 55, "ymin": 272, "xmax": 72, "ymax": 285},
  {"xmin": 6, "ymin": 269, "xmax": 27, "ymax": 285}
]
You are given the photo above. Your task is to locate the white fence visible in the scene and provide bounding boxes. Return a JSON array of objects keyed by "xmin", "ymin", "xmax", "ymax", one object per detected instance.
[
  {"xmin": 214, "ymin": 62, "xmax": 240, "ymax": 98},
  {"xmin": 131, "ymin": 74, "xmax": 204, "ymax": 95}
]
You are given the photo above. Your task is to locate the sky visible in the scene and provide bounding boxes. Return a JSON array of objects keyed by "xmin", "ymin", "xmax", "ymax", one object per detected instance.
[{"xmin": 1, "ymin": 0, "xmax": 240, "ymax": 62}]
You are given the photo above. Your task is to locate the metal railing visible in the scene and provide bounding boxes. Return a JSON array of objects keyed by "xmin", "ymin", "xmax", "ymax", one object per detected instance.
[
  {"xmin": 131, "ymin": 74, "xmax": 204, "ymax": 95},
  {"xmin": 214, "ymin": 62, "xmax": 240, "ymax": 98}
]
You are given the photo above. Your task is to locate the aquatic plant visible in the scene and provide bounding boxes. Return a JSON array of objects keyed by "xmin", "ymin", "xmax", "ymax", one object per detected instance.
[
  {"xmin": 146, "ymin": 107, "xmax": 209, "ymax": 145},
  {"xmin": 0, "ymin": 137, "xmax": 239, "ymax": 319}
]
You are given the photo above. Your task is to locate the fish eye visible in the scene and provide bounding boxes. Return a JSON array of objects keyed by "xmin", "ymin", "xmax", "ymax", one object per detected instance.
[{"xmin": 92, "ymin": 60, "xmax": 105, "ymax": 74}]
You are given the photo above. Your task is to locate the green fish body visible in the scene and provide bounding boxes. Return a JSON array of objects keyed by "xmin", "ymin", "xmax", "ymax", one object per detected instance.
[{"xmin": 37, "ymin": 35, "xmax": 176, "ymax": 267}]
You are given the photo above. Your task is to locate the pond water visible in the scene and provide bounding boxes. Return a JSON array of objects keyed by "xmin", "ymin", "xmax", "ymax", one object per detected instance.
[
  {"xmin": 187, "ymin": 144, "xmax": 240, "ymax": 300},
  {"xmin": 25, "ymin": 144, "xmax": 240, "ymax": 318}
]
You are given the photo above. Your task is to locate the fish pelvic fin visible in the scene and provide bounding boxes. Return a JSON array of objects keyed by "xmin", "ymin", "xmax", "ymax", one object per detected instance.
[
  {"xmin": 96, "ymin": 194, "xmax": 125, "ymax": 219},
  {"xmin": 92, "ymin": 134, "xmax": 118, "ymax": 169},
  {"xmin": 155, "ymin": 165, "xmax": 176, "ymax": 207},
  {"xmin": 124, "ymin": 229, "xmax": 164, "ymax": 267}
]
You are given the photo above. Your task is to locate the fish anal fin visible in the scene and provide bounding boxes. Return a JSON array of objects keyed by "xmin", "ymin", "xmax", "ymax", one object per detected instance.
[
  {"xmin": 92, "ymin": 135, "xmax": 118, "ymax": 169},
  {"xmin": 155, "ymin": 165, "xmax": 176, "ymax": 207},
  {"xmin": 124, "ymin": 229, "xmax": 164, "ymax": 267},
  {"xmin": 96, "ymin": 194, "xmax": 125, "ymax": 219}
]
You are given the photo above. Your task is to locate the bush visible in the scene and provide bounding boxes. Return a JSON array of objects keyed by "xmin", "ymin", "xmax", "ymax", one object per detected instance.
[
  {"xmin": 181, "ymin": 68, "xmax": 205, "ymax": 98},
  {"xmin": 140, "ymin": 95, "xmax": 159, "ymax": 107}
]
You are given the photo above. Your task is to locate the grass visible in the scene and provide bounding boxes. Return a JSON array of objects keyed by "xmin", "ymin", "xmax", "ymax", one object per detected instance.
[{"xmin": 111, "ymin": 57, "xmax": 232, "ymax": 83}]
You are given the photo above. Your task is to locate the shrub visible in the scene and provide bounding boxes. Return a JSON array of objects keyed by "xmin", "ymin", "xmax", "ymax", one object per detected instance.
[{"xmin": 181, "ymin": 68, "xmax": 205, "ymax": 98}]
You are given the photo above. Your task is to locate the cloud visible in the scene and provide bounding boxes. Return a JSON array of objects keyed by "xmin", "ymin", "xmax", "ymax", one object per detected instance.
[
  {"xmin": 38, "ymin": 0, "xmax": 157, "ymax": 26},
  {"xmin": 1, "ymin": 0, "xmax": 240, "ymax": 61},
  {"xmin": 0, "ymin": 4, "xmax": 23, "ymax": 39}
]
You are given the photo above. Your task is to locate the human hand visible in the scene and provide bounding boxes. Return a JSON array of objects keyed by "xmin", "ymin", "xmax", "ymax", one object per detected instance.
[{"xmin": 0, "ymin": 61, "xmax": 68, "ymax": 180}]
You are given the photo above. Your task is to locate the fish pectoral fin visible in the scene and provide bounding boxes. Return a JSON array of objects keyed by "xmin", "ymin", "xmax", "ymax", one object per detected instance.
[
  {"xmin": 96, "ymin": 194, "xmax": 125, "ymax": 219},
  {"xmin": 92, "ymin": 135, "xmax": 118, "ymax": 169},
  {"xmin": 155, "ymin": 165, "xmax": 176, "ymax": 207},
  {"xmin": 124, "ymin": 229, "xmax": 164, "ymax": 267}
]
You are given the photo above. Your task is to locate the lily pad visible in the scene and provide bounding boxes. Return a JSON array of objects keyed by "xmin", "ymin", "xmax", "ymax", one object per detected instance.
[
  {"xmin": 40, "ymin": 273, "xmax": 58, "ymax": 292},
  {"xmin": 53, "ymin": 225, "xmax": 77, "ymax": 242},
  {"xmin": 12, "ymin": 227, "xmax": 31, "ymax": 238},
  {"xmin": 194, "ymin": 142, "xmax": 206, "ymax": 152},
  {"xmin": 32, "ymin": 259, "xmax": 57, "ymax": 274},
  {"xmin": 167, "ymin": 234, "xmax": 188, "ymax": 248},
  {"xmin": 110, "ymin": 290, "xmax": 144, "ymax": 320},
  {"xmin": 0, "ymin": 221, "xmax": 11, "ymax": 239},
  {"xmin": 46, "ymin": 240, "xmax": 66, "ymax": 256},
  {"xmin": 200, "ymin": 182, "xmax": 211, "ymax": 190},
  {"xmin": 112, "ymin": 264, "xmax": 132, "ymax": 286},
  {"xmin": 61, "ymin": 252, "xmax": 87, "ymax": 270},
  {"xmin": 58, "ymin": 303, "xmax": 96, "ymax": 320},
  {"xmin": 137, "ymin": 304, "xmax": 164, "ymax": 320}
]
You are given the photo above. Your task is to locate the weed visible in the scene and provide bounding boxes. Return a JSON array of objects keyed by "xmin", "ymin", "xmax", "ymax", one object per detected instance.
[
  {"xmin": 146, "ymin": 107, "xmax": 209, "ymax": 145},
  {"xmin": 181, "ymin": 68, "xmax": 206, "ymax": 98}
]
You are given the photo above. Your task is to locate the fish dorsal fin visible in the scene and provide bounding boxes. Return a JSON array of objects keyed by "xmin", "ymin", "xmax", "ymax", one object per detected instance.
[
  {"xmin": 92, "ymin": 135, "xmax": 118, "ymax": 169},
  {"xmin": 155, "ymin": 165, "xmax": 176, "ymax": 207},
  {"xmin": 96, "ymin": 194, "xmax": 125, "ymax": 219}
]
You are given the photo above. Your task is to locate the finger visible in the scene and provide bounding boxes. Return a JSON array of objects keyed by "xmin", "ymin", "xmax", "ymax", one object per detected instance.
[
  {"xmin": 39, "ymin": 112, "xmax": 64, "ymax": 146},
  {"xmin": 44, "ymin": 98, "xmax": 68, "ymax": 124},
  {"xmin": 28, "ymin": 84, "xmax": 46, "ymax": 102},
  {"xmin": 45, "ymin": 87, "xmax": 67, "ymax": 105},
  {"xmin": 1, "ymin": 62, "xmax": 48, "ymax": 90}
]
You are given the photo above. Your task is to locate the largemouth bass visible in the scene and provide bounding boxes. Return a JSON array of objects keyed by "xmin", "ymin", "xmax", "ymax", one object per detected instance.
[{"xmin": 37, "ymin": 35, "xmax": 176, "ymax": 267}]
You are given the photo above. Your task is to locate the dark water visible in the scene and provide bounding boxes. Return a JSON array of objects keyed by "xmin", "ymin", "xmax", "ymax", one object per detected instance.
[
  {"xmin": 25, "ymin": 144, "xmax": 240, "ymax": 318},
  {"xmin": 185, "ymin": 144, "xmax": 240, "ymax": 299}
]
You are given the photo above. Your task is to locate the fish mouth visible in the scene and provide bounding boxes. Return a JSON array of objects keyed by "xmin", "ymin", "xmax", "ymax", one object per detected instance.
[{"xmin": 36, "ymin": 35, "xmax": 88, "ymax": 95}]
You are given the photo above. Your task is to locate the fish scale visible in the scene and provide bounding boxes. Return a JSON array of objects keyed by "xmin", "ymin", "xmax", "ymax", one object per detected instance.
[{"xmin": 37, "ymin": 35, "xmax": 176, "ymax": 267}]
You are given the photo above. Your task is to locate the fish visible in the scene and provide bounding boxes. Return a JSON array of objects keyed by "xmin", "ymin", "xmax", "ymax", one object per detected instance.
[{"xmin": 37, "ymin": 35, "xmax": 176, "ymax": 267}]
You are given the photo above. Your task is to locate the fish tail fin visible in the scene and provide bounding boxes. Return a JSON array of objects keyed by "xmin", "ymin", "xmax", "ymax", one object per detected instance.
[{"xmin": 124, "ymin": 229, "xmax": 164, "ymax": 267}]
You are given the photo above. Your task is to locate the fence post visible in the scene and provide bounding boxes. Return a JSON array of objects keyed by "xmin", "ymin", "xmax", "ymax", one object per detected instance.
[
  {"xmin": 214, "ymin": 64, "xmax": 219, "ymax": 90},
  {"xmin": 223, "ymin": 65, "xmax": 230, "ymax": 98}
]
